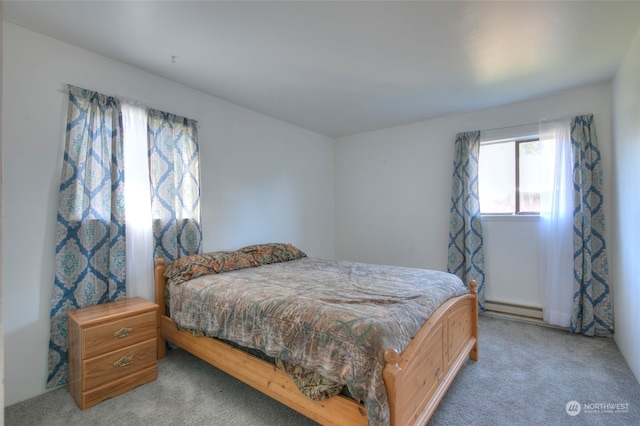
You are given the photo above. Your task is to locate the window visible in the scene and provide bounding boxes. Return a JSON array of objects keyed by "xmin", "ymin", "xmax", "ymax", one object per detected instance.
[{"xmin": 479, "ymin": 137, "xmax": 543, "ymax": 215}]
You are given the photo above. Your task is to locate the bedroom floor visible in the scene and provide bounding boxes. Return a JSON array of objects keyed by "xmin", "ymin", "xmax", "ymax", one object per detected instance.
[{"xmin": 6, "ymin": 315, "xmax": 640, "ymax": 425}]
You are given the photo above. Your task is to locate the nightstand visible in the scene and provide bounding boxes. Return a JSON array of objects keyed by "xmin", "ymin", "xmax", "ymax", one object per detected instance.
[{"xmin": 67, "ymin": 297, "xmax": 158, "ymax": 409}]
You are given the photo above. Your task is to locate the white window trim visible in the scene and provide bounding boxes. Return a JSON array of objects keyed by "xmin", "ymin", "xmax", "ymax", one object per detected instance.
[
  {"xmin": 480, "ymin": 123, "xmax": 538, "ymax": 144},
  {"xmin": 480, "ymin": 213, "xmax": 540, "ymax": 222}
]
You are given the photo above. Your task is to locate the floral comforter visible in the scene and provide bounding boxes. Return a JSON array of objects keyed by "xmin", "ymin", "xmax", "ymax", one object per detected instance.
[{"xmin": 168, "ymin": 256, "xmax": 468, "ymax": 425}]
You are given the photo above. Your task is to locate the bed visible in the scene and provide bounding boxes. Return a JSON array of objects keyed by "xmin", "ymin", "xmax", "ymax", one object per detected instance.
[{"xmin": 154, "ymin": 243, "xmax": 478, "ymax": 425}]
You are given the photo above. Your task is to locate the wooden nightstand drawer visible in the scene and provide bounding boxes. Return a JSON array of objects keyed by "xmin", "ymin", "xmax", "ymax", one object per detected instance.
[
  {"xmin": 83, "ymin": 312, "xmax": 156, "ymax": 359},
  {"xmin": 84, "ymin": 338, "xmax": 157, "ymax": 390},
  {"xmin": 82, "ymin": 366, "xmax": 157, "ymax": 411},
  {"xmin": 68, "ymin": 297, "xmax": 158, "ymax": 409}
]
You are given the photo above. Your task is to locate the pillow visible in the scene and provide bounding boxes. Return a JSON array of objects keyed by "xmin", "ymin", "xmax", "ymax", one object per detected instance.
[
  {"xmin": 163, "ymin": 243, "xmax": 306, "ymax": 285},
  {"xmin": 237, "ymin": 242, "xmax": 306, "ymax": 265},
  {"xmin": 163, "ymin": 251, "xmax": 257, "ymax": 285}
]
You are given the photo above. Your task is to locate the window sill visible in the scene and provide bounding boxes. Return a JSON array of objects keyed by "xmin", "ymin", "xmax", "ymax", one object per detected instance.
[{"xmin": 481, "ymin": 214, "xmax": 540, "ymax": 223}]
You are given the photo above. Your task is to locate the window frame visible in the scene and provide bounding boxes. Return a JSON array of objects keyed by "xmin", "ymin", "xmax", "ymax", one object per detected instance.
[{"xmin": 479, "ymin": 136, "xmax": 541, "ymax": 217}]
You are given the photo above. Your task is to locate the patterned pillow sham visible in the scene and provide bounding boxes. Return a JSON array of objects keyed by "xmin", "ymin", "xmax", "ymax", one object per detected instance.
[
  {"xmin": 237, "ymin": 242, "xmax": 307, "ymax": 264},
  {"xmin": 163, "ymin": 243, "xmax": 306, "ymax": 285},
  {"xmin": 163, "ymin": 251, "xmax": 257, "ymax": 285}
]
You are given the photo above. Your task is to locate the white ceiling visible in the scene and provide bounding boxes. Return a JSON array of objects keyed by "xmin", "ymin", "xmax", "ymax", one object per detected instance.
[{"xmin": 4, "ymin": 1, "xmax": 640, "ymax": 138}]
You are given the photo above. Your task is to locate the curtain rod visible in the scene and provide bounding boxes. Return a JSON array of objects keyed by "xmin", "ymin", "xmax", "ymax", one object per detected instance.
[
  {"xmin": 59, "ymin": 83, "xmax": 153, "ymax": 108},
  {"xmin": 59, "ymin": 83, "xmax": 199, "ymax": 125},
  {"xmin": 478, "ymin": 122, "xmax": 537, "ymax": 134},
  {"xmin": 478, "ymin": 114, "xmax": 579, "ymax": 135}
]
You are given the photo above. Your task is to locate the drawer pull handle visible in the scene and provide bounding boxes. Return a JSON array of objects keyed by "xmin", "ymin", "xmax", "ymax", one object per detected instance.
[
  {"xmin": 113, "ymin": 356, "xmax": 132, "ymax": 368},
  {"xmin": 114, "ymin": 327, "xmax": 133, "ymax": 339}
]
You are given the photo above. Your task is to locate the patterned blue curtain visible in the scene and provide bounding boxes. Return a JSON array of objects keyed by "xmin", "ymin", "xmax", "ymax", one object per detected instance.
[
  {"xmin": 47, "ymin": 85, "xmax": 126, "ymax": 387},
  {"xmin": 447, "ymin": 131, "xmax": 486, "ymax": 310},
  {"xmin": 570, "ymin": 115, "xmax": 613, "ymax": 336},
  {"xmin": 147, "ymin": 108, "xmax": 202, "ymax": 261}
]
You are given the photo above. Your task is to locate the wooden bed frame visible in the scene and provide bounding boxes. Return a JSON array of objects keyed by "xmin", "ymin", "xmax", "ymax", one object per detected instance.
[{"xmin": 154, "ymin": 258, "xmax": 478, "ymax": 425}]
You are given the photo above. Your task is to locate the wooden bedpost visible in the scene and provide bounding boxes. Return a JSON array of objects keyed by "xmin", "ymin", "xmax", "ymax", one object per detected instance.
[
  {"xmin": 468, "ymin": 280, "xmax": 479, "ymax": 361},
  {"xmin": 155, "ymin": 258, "xmax": 167, "ymax": 359},
  {"xmin": 382, "ymin": 349, "xmax": 401, "ymax": 426}
]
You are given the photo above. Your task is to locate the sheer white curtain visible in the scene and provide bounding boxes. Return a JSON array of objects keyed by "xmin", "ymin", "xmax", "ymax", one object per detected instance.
[
  {"xmin": 122, "ymin": 103, "xmax": 155, "ymax": 301},
  {"xmin": 538, "ymin": 117, "xmax": 573, "ymax": 327}
]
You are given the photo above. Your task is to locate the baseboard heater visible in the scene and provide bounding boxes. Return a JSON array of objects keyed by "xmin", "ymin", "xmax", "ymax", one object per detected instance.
[{"xmin": 484, "ymin": 300, "xmax": 543, "ymax": 320}]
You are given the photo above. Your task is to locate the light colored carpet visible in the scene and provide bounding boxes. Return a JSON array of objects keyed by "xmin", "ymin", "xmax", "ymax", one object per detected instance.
[
  {"xmin": 6, "ymin": 315, "xmax": 640, "ymax": 425},
  {"xmin": 429, "ymin": 315, "xmax": 640, "ymax": 426}
]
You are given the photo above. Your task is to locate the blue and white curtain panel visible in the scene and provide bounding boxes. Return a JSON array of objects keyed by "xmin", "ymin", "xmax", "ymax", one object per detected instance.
[
  {"xmin": 447, "ymin": 130, "xmax": 486, "ymax": 310},
  {"xmin": 570, "ymin": 115, "xmax": 613, "ymax": 336},
  {"xmin": 147, "ymin": 108, "xmax": 202, "ymax": 262},
  {"xmin": 47, "ymin": 86, "xmax": 127, "ymax": 388}
]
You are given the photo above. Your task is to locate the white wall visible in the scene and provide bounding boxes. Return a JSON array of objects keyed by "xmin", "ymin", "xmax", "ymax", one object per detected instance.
[
  {"xmin": 1, "ymin": 22, "xmax": 335, "ymax": 406},
  {"xmin": 482, "ymin": 217, "xmax": 541, "ymax": 307},
  {"xmin": 612, "ymin": 28, "xmax": 640, "ymax": 383},
  {"xmin": 335, "ymin": 83, "xmax": 613, "ymax": 309}
]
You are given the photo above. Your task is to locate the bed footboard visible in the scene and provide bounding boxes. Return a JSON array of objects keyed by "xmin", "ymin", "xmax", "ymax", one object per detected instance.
[{"xmin": 382, "ymin": 281, "xmax": 478, "ymax": 425}]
